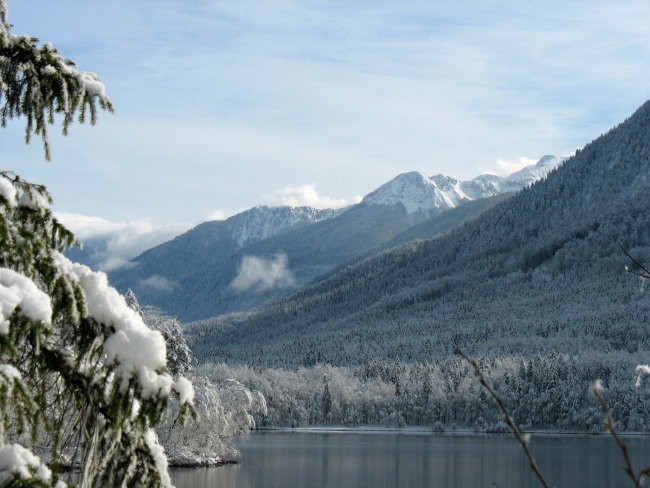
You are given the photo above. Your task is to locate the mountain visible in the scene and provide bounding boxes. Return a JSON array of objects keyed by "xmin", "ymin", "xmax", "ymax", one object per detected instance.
[
  {"xmin": 107, "ymin": 205, "xmax": 338, "ymax": 318},
  {"xmin": 109, "ymin": 157, "xmax": 560, "ymax": 321},
  {"xmin": 363, "ymin": 155, "xmax": 561, "ymax": 217},
  {"xmin": 187, "ymin": 100, "xmax": 650, "ymax": 368}
]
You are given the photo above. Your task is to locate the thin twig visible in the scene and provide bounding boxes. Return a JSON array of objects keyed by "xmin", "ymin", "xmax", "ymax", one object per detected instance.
[
  {"xmin": 455, "ymin": 348, "xmax": 552, "ymax": 488},
  {"xmin": 619, "ymin": 242, "xmax": 650, "ymax": 279},
  {"xmin": 592, "ymin": 384, "xmax": 643, "ymax": 488}
]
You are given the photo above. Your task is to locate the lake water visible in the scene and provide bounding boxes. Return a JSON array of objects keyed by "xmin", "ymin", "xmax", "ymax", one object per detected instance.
[{"xmin": 170, "ymin": 430, "xmax": 650, "ymax": 488}]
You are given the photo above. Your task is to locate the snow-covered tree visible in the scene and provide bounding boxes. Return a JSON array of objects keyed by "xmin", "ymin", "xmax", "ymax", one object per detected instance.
[
  {"xmin": 123, "ymin": 292, "xmax": 266, "ymax": 465},
  {"xmin": 0, "ymin": 3, "xmax": 194, "ymax": 487}
]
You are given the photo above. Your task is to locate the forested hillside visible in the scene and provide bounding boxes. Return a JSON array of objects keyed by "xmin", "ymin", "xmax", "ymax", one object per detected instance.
[{"xmin": 189, "ymin": 100, "xmax": 650, "ymax": 369}]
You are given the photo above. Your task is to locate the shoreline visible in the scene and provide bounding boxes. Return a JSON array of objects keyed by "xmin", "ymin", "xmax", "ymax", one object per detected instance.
[
  {"xmin": 168, "ymin": 427, "xmax": 650, "ymax": 468},
  {"xmin": 255, "ymin": 425, "xmax": 650, "ymax": 437},
  {"xmin": 169, "ymin": 460, "xmax": 237, "ymax": 468}
]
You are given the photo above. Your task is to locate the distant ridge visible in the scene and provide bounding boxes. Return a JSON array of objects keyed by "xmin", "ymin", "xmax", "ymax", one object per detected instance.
[{"xmin": 188, "ymin": 100, "xmax": 650, "ymax": 368}]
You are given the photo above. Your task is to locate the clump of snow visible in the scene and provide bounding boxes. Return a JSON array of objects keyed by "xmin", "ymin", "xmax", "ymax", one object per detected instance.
[
  {"xmin": 591, "ymin": 379, "xmax": 604, "ymax": 395},
  {"xmin": 635, "ymin": 365, "xmax": 650, "ymax": 388},
  {"xmin": 0, "ymin": 268, "xmax": 52, "ymax": 335},
  {"xmin": 77, "ymin": 72, "xmax": 107, "ymax": 99},
  {"xmin": 0, "ymin": 444, "xmax": 52, "ymax": 484},
  {"xmin": 0, "ymin": 178, "xmax": 16, "ymax": 207},
  {"xmin": 41, "ymin": 65, "xmax": 57, "ymax": 75},
  {"xmin": 52, "ymin": 252, "xmax": 175, "ymax": 398},
  {"xmin": 17, "ymin": 190, "xmax": 49, "ymax": 210},
  {"xmin": 144, "ymin": 430, "xmax": 172, "ymax": 488},
  {"xmin": 0, "ymin": 364, "xmax": 21, "ymax": 381},
  {"xmin": 173, "ymin": 377, "xmax": 195, "ymax": 405}
]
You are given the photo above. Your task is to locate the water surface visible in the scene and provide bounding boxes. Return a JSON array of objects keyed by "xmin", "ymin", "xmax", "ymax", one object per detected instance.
[{"xmin": 171, "ymin": 430, "xmax": 650, "ymax": 488}]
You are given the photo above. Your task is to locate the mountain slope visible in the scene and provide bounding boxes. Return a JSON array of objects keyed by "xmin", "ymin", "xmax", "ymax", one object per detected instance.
[
  {"xmin": 188, "ymin": 100, "xmax": 650, "ymax": 368},
  {"xmin": 110, "ymin": 157, "xmax": 559, "ymax": 321},
  {"xmin": 108, "ymin": 206, "xmax": 338, "ymax": 318}
]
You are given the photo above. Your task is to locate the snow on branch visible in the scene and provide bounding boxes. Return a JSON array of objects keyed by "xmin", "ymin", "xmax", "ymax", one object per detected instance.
[
  {"xmin": 52, "ymin": 252, "xmax": 194, "ymax": 404},
  {"xmin": 0, "ymin": 443, "xmax": 59, "ymax": 486},
  {"xmin": 0, "ymin": 267, "xmax": 52, "ymax": 335},
  {"xmin": 0, "ymin": 16, "xmax": 114, "ymax": 160}
]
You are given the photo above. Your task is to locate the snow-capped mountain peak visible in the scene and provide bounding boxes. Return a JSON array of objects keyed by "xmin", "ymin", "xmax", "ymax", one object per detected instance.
[
  {"xmin": 362, "ymin": 171, "xmax": 467, "ymax": 215},
  {"xmin": 225, "ymin": 205, "xmax": 338, "ymax": 246},
  {"xmin": 362, "ymin": 155, "xmax": 564, "ymax": 217}
]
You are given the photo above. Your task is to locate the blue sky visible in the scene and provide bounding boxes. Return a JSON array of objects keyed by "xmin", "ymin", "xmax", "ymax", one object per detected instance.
[{"xmin": 3, "ymin": 1, "xmax": 650, "ymax": 232}]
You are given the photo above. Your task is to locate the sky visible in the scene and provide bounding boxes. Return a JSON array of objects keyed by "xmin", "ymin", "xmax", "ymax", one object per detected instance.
[{"xmin": 3, "ymin": 1, "xmax": 650, "ymax": 241}]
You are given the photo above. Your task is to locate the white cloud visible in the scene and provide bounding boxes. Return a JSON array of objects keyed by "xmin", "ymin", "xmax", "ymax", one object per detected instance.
[
  {"xmin": 57, "ymin": 212, "xmax": 188, "ymax": 271},
  {"xmin": 230, "ymin": 253, "xmax": 295, "ymax": 293},
  {"xmin": 267, "ymin": 184, "xmax": 351, "ymax": 209},
  {"xmin": 489, "ymin": 157, "xmax": 539, "ymax": 177},
  {"xmin": 139, "ymin": 275, "xmax": 179, "ymax": 293},
  {"xmin": 205, "ymin": 209, "xmax": 230, "ymax": 221}
]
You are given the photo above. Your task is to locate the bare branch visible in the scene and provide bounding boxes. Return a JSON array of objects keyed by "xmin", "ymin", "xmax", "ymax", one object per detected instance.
[
  {"xmin": 592, "ymin": 383, "xmax": 644, "ymax": 488},
  {"xmin": 619, "ymin": 242, "xmax": 650, "ymax": 279},
  {"xmin": 455, "ymin": 348, "xmax": 552, "ymax": 488}
]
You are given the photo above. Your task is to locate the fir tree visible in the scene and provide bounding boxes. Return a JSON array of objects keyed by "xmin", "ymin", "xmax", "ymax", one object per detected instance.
[{"xmin": 0, "ymin": 3, "xmax": 194, "ymax": 487}]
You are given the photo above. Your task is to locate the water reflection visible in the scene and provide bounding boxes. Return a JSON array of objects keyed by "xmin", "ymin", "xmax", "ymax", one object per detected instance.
[{"xmin": 171, "ymin": 431, "xmax": 650, "ymax": 488}]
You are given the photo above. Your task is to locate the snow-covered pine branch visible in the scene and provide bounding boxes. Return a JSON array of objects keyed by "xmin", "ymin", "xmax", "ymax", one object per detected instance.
[
  {"xmin": 0, "ymin": 2, "xmax": 194, "ymax": 485},
  {"xmin": 0, "ymin": 1, "xmax": 113, "ymax": 160},
  {"xmin": 0, "ymin": 171, "xmax": 197, "ymax": 486}
]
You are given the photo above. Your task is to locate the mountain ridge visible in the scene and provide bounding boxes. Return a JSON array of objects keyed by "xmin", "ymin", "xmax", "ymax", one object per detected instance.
[
  {"xmin": 107, "ymin": 156, "xmax": 563, "ymax": 321},
  {"xmin": 187, "ymin": 99, "xmax": 650, "ymax": 367}
]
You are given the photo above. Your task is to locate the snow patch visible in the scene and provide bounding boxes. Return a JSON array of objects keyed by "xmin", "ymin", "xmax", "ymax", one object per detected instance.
[
  {"xmin": 41, "ymin": 65, "xmax": 57, "ymax": 75},
  {"xmin": 363, "ymin": 171, "xmax": 466, "ymax": 215}
]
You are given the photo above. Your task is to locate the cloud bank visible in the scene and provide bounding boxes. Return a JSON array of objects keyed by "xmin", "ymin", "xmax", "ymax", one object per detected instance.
[
  {"xmin": 267, "ymin": 184, "xmax": 358, "ymax": 209},
  {"xmin": 139, "ymin": 275, "xmax": 179, "ymax": 293},
  {"xmin": 230, "ymin": 253, "xmax": 296, "ymax": 293},
  {"xmin": 489, "ymin": 157, "xmax": 539, "ymax": 177},
  {"xmin": 57, "ymin": 212, "xmax": 188, "ymax": 271}
]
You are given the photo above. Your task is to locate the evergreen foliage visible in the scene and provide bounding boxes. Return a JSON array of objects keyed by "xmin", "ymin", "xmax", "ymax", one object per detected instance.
[{"xmin": 0, "ymin": 3, "xmax": 193, "ymax": 487}]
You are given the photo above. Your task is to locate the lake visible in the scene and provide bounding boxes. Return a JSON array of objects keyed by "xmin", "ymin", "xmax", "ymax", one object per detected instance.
[{"xmin": 170, "ymin": 430, "xmax": 650, "ymax": 488}]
